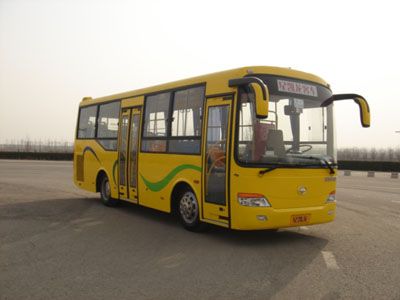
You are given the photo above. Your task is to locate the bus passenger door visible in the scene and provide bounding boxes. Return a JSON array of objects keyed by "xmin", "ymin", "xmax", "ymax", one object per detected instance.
[
  {"xmin": 202, "ymin": 97, "xmax": 231, "ymax": 227},
  {"xmin": 118, "ymin": 107, "xmax": 141, "ymax": 202},
  {"xmin": 127, "ymin": 107, "xmax": 141, "ymax": 203},
  {"xmin": 118, "ymin": 109, "xmax": 130, "ymax": 199}
]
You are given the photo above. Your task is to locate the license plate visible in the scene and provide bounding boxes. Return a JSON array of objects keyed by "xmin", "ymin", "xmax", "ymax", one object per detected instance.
[{"xmin": 290, "ymin": 214, "xmax": 311, "ymax": 225}]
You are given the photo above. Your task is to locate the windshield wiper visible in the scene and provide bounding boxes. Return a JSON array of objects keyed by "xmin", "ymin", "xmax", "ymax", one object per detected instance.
[
  {"xmin": 290, "ymin": 155, "xmax": 336, "ymax": 175},
  {"xmin": 258, "ymin": 166, "xmax": 278, "ymax": 177},
  {"xmin": 321, "ymin": 157, "xmax": 336, "ymax": 174}
]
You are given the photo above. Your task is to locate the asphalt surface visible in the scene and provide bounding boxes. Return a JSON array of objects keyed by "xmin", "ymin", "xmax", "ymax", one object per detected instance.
[{"xmin": 1, "ymin": 160, "xmax": 399, "ymax": 300}]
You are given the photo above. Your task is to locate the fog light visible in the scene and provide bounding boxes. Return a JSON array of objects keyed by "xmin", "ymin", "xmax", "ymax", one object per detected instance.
[
  {"xmin": 256, "ymin": 215, "xmax": 268, "ymax": 221},
  {"xmin": 326, "ymin": 191, "xmax": 336, "ymax": 203},
  {"xmin": 328, "ymin": 210, "xmax": 335, "ymax": 215},
  {"xmin": 238, "ymin": 193, "xmax": 271, "ymax": 207}
]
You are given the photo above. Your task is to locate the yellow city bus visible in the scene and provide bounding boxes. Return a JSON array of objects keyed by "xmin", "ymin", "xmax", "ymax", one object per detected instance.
[{"xmin": 74, "ymin": 66, "xmax": 370, "ymax": 231}]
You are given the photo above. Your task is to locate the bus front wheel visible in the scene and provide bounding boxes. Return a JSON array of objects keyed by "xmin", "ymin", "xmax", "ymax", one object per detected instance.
[
  {"xmin": 178, "ymin": 189, "xmax": 207, "ymax": 232},
  {"xmin": 100, "ymin": 175, "xmax": 118, "ymax": 207}
]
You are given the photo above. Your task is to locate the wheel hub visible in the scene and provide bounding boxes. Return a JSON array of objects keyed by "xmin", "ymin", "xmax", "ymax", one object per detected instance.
[{"xmin": 179, "ymin": 192, "xmax": 198, "ymax": 224}]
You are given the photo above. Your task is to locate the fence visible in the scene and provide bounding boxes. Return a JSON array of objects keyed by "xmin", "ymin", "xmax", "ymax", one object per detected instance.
[
  {"xmin": 0, "ymin": 140, "xmax": 73, "ymax": 153},
  {"xmin": 1, "ymin": 144, "xmax": 399, "ymax": 171},
  {"xmin": 337, "ymin": 147, "xmax": 400, "ymax": 162}
]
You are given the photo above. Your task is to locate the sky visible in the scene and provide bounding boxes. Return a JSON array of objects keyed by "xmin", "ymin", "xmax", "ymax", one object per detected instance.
[{"xmin": 0, "ymin": 0, "xmax": 399, "ymax": 148}]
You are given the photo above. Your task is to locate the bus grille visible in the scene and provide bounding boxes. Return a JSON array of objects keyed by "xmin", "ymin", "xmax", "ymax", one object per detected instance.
[{"xmin": 76, "ymin": 155, "xmax": 84, "ymax": 181}]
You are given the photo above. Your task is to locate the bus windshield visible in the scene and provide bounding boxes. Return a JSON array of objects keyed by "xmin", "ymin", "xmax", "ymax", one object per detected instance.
[{"xmin": 237, "ymin": 76, "xmax": 336, "ymax": 167}]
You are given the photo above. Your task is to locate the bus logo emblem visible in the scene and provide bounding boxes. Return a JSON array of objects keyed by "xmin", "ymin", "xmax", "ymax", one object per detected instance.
[{"xmin": 298, "ymin": 186, "xmax": 307, "ymax": 195}]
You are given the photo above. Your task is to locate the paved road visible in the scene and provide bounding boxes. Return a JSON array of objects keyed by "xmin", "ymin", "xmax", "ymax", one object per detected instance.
[{"xmin": 1, "ymin": 160, "xmax": 399, "ymax": 300}]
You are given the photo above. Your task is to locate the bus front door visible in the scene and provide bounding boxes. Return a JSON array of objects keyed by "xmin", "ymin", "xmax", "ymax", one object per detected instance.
[
  {"xmin": 118, "ymin": 107, "xmax": 141, "ymax": 203},
  {"xmin": 202, "ymin": 97, "xmax": 231, "ymax": 227}
]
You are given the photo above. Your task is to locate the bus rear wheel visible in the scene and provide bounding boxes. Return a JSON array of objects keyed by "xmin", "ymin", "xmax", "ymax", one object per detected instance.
[
  {"xmin": 100, "ymin": 175, "xmax": 118, "ymax": 207},
  {"xmin": 178, "ymin": 189, "xmax": 207, "ymax": 232}
]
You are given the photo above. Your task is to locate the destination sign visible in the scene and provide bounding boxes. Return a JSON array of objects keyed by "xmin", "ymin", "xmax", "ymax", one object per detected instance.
[{"xmin": 277, "ymin": 79, "xmax": 318, "ymax": 97}]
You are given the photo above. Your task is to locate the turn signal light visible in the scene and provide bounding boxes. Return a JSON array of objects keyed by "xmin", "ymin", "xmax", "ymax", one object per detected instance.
[{"xmin": 326, "ymin": 191, "xmax": 336, "ymax": 203}]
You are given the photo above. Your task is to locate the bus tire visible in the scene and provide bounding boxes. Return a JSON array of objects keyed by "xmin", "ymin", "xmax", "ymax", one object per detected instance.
[
  {"xmin": 100, "ymin": 175, "xmax": 118, "ymax": 207},
  {"xmin": 178, "ymin": 188, "xmax": 207, "ymax": 232}
]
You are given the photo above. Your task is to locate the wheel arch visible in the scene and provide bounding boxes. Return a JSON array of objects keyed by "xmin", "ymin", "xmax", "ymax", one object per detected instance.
[
  {"xmin": 170, "ymin": 180, "xmax": 199, "ymax": 215},
  {"xmin": 96, "ymin": 168, "xmax": 111, "ymax": 193}
]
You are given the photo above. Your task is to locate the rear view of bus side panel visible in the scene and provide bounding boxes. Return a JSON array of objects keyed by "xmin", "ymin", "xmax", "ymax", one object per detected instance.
[
  {"xmin": 74, "ymin": 140, "xmax": 119, "ymax": 199},
  {"xmin": 74, "ymin": 100, "xmax": 121, "ymax": 198}
]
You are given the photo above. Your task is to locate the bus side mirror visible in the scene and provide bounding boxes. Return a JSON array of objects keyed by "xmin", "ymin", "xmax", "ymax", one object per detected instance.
[
  {"xmin": 321, "ymin": 93, "xmax": 370, "ymax": 128},
  {"xmin": 250, "ymin": 82, "xmax": 270, "ymax": 118},
  {"xmin": 229, "ymin": 77, "xmax": 270, "ymax": 118},
  {"xmin": 354, "ymin": 96, "xmax": 370, "ymax": 127}
]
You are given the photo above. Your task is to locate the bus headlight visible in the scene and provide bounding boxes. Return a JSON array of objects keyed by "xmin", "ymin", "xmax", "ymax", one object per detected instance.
[
  {"xmin": 326, "ymin": 191, "xmax": 336, "ymax": 203},
  {"xmin": 238, "ymin": 193, "xmax": 271, "ymax": 207}
]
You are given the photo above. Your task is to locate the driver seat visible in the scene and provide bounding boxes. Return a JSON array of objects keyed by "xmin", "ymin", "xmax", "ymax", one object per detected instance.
[{"xmin": 266, "ymin": 129, "xmax": 286, "ymax": 158}]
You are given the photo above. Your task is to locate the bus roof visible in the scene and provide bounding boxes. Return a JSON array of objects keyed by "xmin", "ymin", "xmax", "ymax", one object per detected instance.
[{"xmin": 80, "ymin": 66, "xmax": 329, "ymax": 106}]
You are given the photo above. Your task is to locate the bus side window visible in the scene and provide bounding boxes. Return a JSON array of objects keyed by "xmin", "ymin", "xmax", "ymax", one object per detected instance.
[{"xmin": 77, "ymin": 106, "xmax": 97, "ymax": 139}]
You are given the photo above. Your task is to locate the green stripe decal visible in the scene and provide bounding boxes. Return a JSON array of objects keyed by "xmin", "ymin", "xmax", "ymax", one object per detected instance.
[{"xmin": 140, "ymin": 164, "xmax": 201, "ymax": 192}]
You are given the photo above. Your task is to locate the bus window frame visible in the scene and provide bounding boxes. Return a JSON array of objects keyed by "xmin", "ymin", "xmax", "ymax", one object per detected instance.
[
  {"xmin": 76, "ymin": 103, "xmax": 98, "ymax": 140},
  {"xmin": 140, "ymin": 82, "xmax": 207, "ymax": 156},
  {"xmin": 233, "ymin": 74, "xmax": 334, "ymax": 169},
  {"xmin": 75, "ymin": 99, "xmax": 122, "ymax": 152},
  {"xmin": 233, "ymin": 87, "xmax": 330, "ymax": 169}
]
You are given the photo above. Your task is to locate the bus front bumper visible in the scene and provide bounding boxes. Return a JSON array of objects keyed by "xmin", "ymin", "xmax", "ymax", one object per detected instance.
[{"xmin": 231, "ymin": 203, "xmax": 336, "ymax": 230}]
